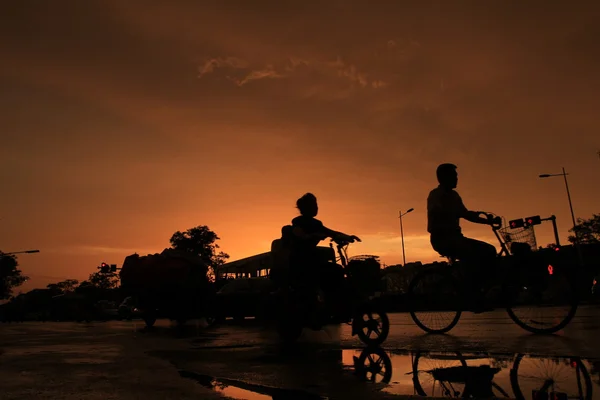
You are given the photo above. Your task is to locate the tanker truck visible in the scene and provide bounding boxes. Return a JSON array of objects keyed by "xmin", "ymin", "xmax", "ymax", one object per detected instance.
[{"xmin": 119, "ymin": 248, "xmax": 216, "ymax": 327}]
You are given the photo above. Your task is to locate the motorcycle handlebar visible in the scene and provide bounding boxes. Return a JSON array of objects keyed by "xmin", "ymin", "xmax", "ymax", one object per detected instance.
[{"xmin": 331, "ymin": 237, "xmax": 358, "ymax": 248}]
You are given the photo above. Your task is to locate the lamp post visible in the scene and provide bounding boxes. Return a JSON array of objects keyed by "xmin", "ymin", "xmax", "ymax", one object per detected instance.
[
  {"xmin": 539, "ymin": 168, "xmax": 583, "ymax": 264},
  {"xmin": 1, "ymin": 250, "xmax": 40, "ymax": 256},
  {"xmin": 0, "ymin": 251, "xmax": 39, "ymax": 284},
  {"xmin": 539, "ymin": 168, "xmax": 577, "ymax": 234},
  {"xmin": 399, "ymin": 208, "xmax": 414, "ymax": 266}
]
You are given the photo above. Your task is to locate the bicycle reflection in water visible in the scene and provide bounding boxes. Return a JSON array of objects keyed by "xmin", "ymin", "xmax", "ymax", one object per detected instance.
[{"xmin": 351, "ymin": 347, "xmax": 595, "ymax": 400}]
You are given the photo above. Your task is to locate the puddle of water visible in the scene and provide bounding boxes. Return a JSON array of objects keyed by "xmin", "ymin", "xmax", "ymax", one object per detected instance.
[
  {"xmin": 2, "ymin": 344, "xmax": 120, "ymax": 358},
  {"xmin": 179, "ymin": 369, "xmax": 328, "ymax": 399},
  {"xmin": 342, "ymin": 348, "xmax": 600, "ymax": 399},
  {"xmin": 63, "ymin": 357, "xmax": 112, "ymax": 364},
  {"xmin": 190, "ymin": 344, "xmax": 259, "ymax": 350}
]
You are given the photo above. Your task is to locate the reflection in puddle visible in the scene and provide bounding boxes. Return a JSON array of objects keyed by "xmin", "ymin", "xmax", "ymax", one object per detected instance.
[
  {"xmin": 343, "ymin": 348, "xmax": 599, "ymax": 399},
  {"xmin": 179, "ymin": 370, "xmax": 328, "ymax": 399}
]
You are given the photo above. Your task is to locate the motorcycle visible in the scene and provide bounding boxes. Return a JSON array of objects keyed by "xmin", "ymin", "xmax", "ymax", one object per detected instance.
[{"xmin": 272, "ymin": 235, "xmax": 390, "ymax": 347}]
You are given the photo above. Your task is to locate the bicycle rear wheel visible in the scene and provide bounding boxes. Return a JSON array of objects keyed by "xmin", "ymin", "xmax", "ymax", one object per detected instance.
[
  {"xmin": 505, "ymin": 265, "xmax": 578, "ymax": 334},
  {"xmin": 510, "ymin": 354, "xmax": 592, "ymax": 400},
  {"xmin": 408, "ymin": 268, "xmax": 462, "ymax": 334}
]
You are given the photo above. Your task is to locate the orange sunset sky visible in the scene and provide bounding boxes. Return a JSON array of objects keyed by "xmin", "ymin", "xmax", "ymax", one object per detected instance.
[{"xmin": 1, "ymin": 1, "xmax": 599, "ymax": 293}]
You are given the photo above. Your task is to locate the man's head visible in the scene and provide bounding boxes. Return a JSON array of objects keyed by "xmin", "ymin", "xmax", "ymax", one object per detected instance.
[
  {"xmin": 436, "ymin": 163, "xmax": 458, "ymax": 189},
  {"xmin": 296, "ymin": 192, "xmax": 318, "ymax": 217}
]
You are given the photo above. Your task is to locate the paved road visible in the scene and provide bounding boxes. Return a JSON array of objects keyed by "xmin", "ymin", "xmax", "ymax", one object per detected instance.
[
  {"xmin": 161, "ymin": 305, "xmax": 600, "ymax": 399},
  {"xmin": 0, "ymin": 320, "xmax": 228, "ymax": 400},
  {"xmin": 193, "ymin": 305, "xmax": 600, "ymax": 356},
  {"xmin": 1, "ymin": 306, "xmax": 599, "ymax": 399}
]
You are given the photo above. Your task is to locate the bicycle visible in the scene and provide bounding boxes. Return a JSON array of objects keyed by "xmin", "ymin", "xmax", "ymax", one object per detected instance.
[{"xmin": 408, "ymin": 213, "xmax": 579, "ymax": 334}]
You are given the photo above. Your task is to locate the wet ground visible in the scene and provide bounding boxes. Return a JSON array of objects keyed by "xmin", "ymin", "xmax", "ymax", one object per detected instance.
[{"xmin": 1, "ymin": 306, "xmax": 599, "ymax": 399}]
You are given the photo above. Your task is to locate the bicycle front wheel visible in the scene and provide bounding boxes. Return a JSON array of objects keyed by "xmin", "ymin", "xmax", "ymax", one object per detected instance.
[
  {"xmin": 408, "ymin": 268, "xmax": 462, "ymax": 334},
  {"xmin": 505, "ymin": 265, "xmax": 579, "ymax": 334}
]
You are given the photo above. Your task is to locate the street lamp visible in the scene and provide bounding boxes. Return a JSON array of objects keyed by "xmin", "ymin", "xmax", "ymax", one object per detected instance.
[
  {"xmin": 1, "ymin": 250, "xmax": 40, "ymax": 256},
  {"xmin": 539, "ymin": 167, "xmax": 583, "ymax": 265},
  {"xmin": 399, "ymin": 208, "xmax": 414, "ymax": 266},
  {"xmin": 539, "ymin": 167, "xmax": 577, "ymax": 234}
]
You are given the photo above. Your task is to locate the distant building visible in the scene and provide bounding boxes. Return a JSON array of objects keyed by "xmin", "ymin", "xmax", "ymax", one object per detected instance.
[
  {"xmin": 218, "ymin": 252, "xmax": 272, "ymax": 279},
  {"xmin": 217, "ymin": 246, "xmax": 336, "ymax": 279},
  {"xmin": 404, "ymin": 261, "xmax": 423, "ymax": 268},
  {"xmin": 381, "ymin": 260, "xmax": 449, "ymax": 293}
]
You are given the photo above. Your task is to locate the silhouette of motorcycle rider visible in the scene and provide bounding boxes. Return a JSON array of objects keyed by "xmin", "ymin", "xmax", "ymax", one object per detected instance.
[
  {"xmin": 288, "ymin": 193, "xmax": 361, "ymax": 320},
  {"xmin": 427, "ymin": 163, "xmax": 497, "ymax": 312}
]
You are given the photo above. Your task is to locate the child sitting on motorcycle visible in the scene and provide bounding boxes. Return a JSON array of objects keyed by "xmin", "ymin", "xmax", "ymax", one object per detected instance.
[{"xmin": 289, "ymin": 192, "xmax": 361, "ymax": 318}]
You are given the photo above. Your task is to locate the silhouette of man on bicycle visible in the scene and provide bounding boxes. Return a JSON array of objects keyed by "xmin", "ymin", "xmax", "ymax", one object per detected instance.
[
  {"xmin": 427, "ymin": 164, "xmax": 497, "ymax": 304},
  {"xmin": 288, "ymin": 193, "xmax": 360, "ymax": 316}
]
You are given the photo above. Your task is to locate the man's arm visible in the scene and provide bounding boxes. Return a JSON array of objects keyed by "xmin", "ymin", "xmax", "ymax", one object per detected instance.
[
  {"xmin": 458, "ymin": 198, "xmax": 489, "ymax": 224},
  {"xmin": 321, "ymin": 225, "xmax": 343, "ymax": 238},
  {"xmin": 308, "ymin": 224, "xmax": 346, "ymax": 240},
  {"xmin": 292, "ymin": 218, "xmax": 331, "ymax": 241},
  {"xmin": 293, "ymin": 224, "xmax": 349, "ymax": 241},
  {"xmin": 292, "ymin": 228, "xmax": 332, "ymax": 241},
  {"xmin": 323, "ymin": 225, "xmax": 361, "ymax": 242}
]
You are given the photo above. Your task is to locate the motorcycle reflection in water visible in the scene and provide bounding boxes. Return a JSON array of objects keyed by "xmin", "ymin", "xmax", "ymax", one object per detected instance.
[{"xmin": 352, "ymin": 347, "xmax": 594, "ymax": 400}]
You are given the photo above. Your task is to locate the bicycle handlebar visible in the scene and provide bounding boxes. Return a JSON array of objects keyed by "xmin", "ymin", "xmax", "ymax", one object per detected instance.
[{"xmin": 480, "ymin": 212, "xmax": 503, "ymax": 230}]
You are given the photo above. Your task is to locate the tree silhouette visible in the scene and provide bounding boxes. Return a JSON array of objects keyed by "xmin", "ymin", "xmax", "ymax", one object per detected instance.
[
  {"xmin": 569, "ymin": 214, "xmax": 600, "ymax": 244},
  {"xmin": 169, "ymin": 225, "xmax": 229, "ymax": 277},
  {"xmin": 87, "ymin": 271, "xmax": 119, "ymax": 290},
  {"xmin": 47, "ymin": 279, "xmax": 79, "ymax": 294},
  {"xmin": 0, "ymin": 252, "xmax": 29, "ymax": 300}
]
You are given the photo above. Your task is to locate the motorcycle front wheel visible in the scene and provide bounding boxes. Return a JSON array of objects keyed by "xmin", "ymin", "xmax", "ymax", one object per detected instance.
[{"xmin": 353, "ymin": 307, "xmax": 390, "ymax": 347}]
